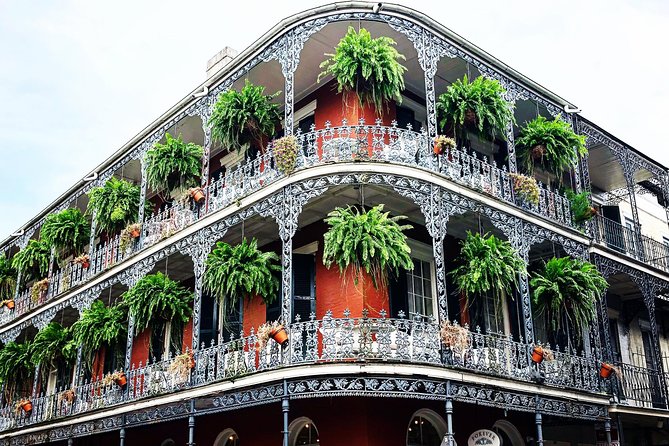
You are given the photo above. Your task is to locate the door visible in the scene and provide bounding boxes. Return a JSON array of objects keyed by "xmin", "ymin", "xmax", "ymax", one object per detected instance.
[
  {"xmin": 601, "ymin": 206, "xmax": 624, "ymax": 251},
  {"xmin": 640, "ymin": 328, "xmax": 665, "ymax": 407}
]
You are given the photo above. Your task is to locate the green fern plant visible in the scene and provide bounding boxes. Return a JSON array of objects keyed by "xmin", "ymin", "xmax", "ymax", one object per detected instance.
[
  {"xmin": 203, "ymin": 238, "xmax": 280, "ymax": 321},
  {"xmin": 209, "ymin": 79, "xmax": 281, "ymax": 156},
  {"xmin": 323, "ymin": 204, "xmax": 413, "ymax": 289},
  {"xmin": 70, "ymin": 300, "xmax": 127, "ymax": 370},
  {"xmin": 450, "ymin": 231, "xmax": 526, "ymax": 305},
  {"xmin": 531, "ymin": 257, "xmax": 607, "ymax": 340},
  {"xmin": 123, "ymin": 272, "xmax": 193, "ymax": 336},
  {"xmin": 145, "ymin": 133, "xmax": 204, "ymax": 196},
  {"xmin": 29, "ymin": 322, "xmax": 76, "ymax": 372},
  {"xmin": 40, "ymin": 208, "xmax": 90, "ymax": 259},
  {"xmin": 437, "ymin": 75, "xmax": 514, "ymax": 141},
  {"xmin": 0, "ymin": 254, "xmax": 17, "ymax": 302},
  {"xmin": 88, "ymin": 177, "xmax": 150, "ymax": 235},
  {"xmin": 565, "ymin": 190, "xmax": 597, "ymax": 224},
  {"xmin": 318, "ymin": 26, "xmax": 407, "ymax": 114},
  {"xmin": 12, "ymin": 239, "xmax": 51, "ymax": 282},
  {"xmin": 516, "ymin": 115, "xmax": 587, "ymax": 179},
  {"xmin": 0, "ymin": 341, "xmax": 33, "ymax": 399}
]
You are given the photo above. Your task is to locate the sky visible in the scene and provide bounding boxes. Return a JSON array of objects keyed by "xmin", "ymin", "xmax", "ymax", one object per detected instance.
[{"xmin": 0, "ymin": 0, "xmax": 667, "ymax": 241}]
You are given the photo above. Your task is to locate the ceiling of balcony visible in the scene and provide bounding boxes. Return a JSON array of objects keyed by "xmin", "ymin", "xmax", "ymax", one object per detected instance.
[{"xmin": 587, "ymin": 143, "xmax": 654, "ymax": 193}]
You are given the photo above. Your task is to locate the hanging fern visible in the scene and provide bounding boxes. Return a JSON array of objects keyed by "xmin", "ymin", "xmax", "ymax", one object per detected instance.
[
  {"xmin": 123, "ymin": 272, "xmax": 193, "ymax": 335},
  {"xmin": 40, "ymin": 208, "xmax": 90, "ymax": 259},
  {"xmin": 12, "ymin": 239, "xmax": 51, "ymax": 282},
  {"xmin": 70, "ymin": 300, "xmax": 127, "ymax": 370},
  {"xmin": 0, "ymin": 341, "xmax": 33, "ymax": 399},
  {"xmin": 437, "ymin": 75, "xmax": 514, "ymax": 141},
  {"xmin": 0, "ymin": 253, "xmax": 17, "ymax": 302},
  {"xmin": 145, "ymin": 133, "xmax": 204, "ymax": 195},
  {"xmin": 516, "ymin": 115, "xmax": 587, "ymax": 179},
  {"xmin": 318, "ymin": 26, "xmax": 407, "ymax": 113},
  {"xmin": 88, "ymin": 177, "xmax": 150, "ymax": 235},
  {"xmin": 450, "ymin": 231, "xmax": 526, "ymax": 304},
  {"xmin": 323, "ymin": 204, "xmax": 413, "ymax": 289},
  {"xmin": 203, "ymin": 238, "xmax": 280, "ymax": 321},
  {"xmin": 29, "ymin": 322, "xmax": 76, "ymax": 371},
  {"xmin": 209, "ymin": 79, "xmax": 281, "ymax": 155},
  {"xmin": 531, "ymin": 257, "xmax": 607, "ymax": 340}
]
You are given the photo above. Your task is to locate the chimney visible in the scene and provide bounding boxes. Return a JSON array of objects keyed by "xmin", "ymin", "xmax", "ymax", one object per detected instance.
[{"xmin": 206, "ymin": 47, "xmax": 239, "ymax": 79}]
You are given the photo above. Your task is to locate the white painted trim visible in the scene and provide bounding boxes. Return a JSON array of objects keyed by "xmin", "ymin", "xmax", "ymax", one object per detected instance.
[{"xmin": 294, "ymin": 100, "xmax": 317, "ymax": 127}]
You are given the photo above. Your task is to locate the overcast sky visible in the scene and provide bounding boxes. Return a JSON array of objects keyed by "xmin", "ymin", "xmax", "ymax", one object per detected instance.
[{"xmin": 0, "ymin": 0, "xmax": 667, "ymax": 240}]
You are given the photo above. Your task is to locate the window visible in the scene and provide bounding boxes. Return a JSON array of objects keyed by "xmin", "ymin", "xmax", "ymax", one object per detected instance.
[
  {"xmin": 220, "ymin": 299, "xmax": 243, "ymax": 341},
  {"xmin": 214, "ymin": 429, "xmax": 240, "ymax": 446},
  {"xmin": 289, "ymin": 417, "xmax": 319, "ymax": 446},
  {"xmin": 266, "ymin": 251, "xmax": 317, "ymax": 323},
  {"xmin": 390, "ymin": 241, "xmax": 436, "ymax": 319},
  {"xmin": 406, "ymin": 409, "xmax": 447, "ymax": 446}
]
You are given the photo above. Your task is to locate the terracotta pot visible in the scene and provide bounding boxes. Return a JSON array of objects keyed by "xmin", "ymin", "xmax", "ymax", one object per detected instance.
[
  {"xmin": 531, "ymin": 144, "xmax": 546, "ymax": 160},
  {"xmin": 433, "ymin": 143, "xmax": 442, "ymax": 155},
  {"xmin": 130, "ymin": 229, "xmax": 140, "ymax": 238},
  {"xmin": 81, "ymin": 260, "xmax": 90, "ymax": 269},
  {"xmin": 269, "ymin": 326, "xmax": 289, "ymax": 346},
  {"xmin": 190, "ymin": 187, "xmax": 206, "ymax": 204},
  {"xmin": 531, "ymin": 346, "xmax": 545, "ymax": 364},
  {"xmin": 114, "ymin": 373, "xmax": 128, "ymax": 389},
  {"xmin": 5, "ymin": 300, "xmax": 15, "ymax": 310},
  {"xmin": 600, "ymin": 363, "xmax": 614, "ymax": 379},
  {"xmin": 21, "ymin": 401, "xmax": 32, "ymax": 414}
]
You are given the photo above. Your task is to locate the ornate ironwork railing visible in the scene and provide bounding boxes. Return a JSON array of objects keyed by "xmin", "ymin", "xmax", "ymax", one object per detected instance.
[
  {"xmin": 592, "ymin": 215, "xmax": 669, "ymax": 272},
  {"xmin": 0, "ymin": 312, "xmax": 604, "ymax": 431},
  {"xmin": 0, "ymin": 121, "xmax": 574, "ymax": 328},
  {"xmin": 616, "ymin": 362, "xmax": 668, "ymax": 409}
]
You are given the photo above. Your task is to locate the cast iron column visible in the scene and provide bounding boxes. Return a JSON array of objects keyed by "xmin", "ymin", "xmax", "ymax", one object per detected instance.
[{"xmin": 282, "ymin": 380, "xmax": 290, "ymax": 446}]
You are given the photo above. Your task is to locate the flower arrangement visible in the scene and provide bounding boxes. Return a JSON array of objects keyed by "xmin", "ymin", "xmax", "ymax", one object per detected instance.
[
  {"xmin": 58, "ymin": 388, "xmax": 76, "ymax": 403},
  {"xmin": 256, "ymin": 320, "xmax": 288, "ymax": 349},
  {"xmin": 433, "ymin": 136, "xmax": 456, "ymax": 155},
  {"xmin": 119, "ymin": 223, "xmax": 141, "ymax": 252},
  {"xmin": 168, "ymin": 351, "xmax": 195, "ymax": 381},
  {"xmin": 73, "ymin": 254, "xmax": 90, "ymax": 269},
  {"xmin": 509, "ymin": 173, "xmax": 540, "ymax": 205},
  {"xmin": 30, "ymin": 278, "xmax": 49, "ymax": 302},
  {"xmin": 103, "ymin": 370, "xmax": 127, "ymax": 388},
  {"xmin": 439, "ymin": 321, "xmax": 471, "ymax": 351},
  {"xmin": 272, "ymin": 136, "xmax": 299, "ymax": 175}
]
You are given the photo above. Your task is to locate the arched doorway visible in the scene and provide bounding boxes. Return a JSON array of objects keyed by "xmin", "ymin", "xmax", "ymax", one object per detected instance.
[{"xmin": 407, "ymin": 409, "xmax": 448, "ymax": 446}]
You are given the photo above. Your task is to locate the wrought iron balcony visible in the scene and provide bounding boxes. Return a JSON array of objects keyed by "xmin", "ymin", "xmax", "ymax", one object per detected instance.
[
  {"xmin": 616, "ymin": 362, "xmax": 668, "ymax": 409},
  {"xmin": 592, "ymin": 215, "xmax": 669, "ymax": 272},
  {"xmin": 0, "ymin": 311, "xmax": 604, "ymax": 432}
]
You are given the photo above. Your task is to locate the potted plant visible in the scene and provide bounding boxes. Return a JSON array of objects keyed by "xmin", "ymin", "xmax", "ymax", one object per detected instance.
[
  {"xmin": 15, "ymin": 398, "xmax": 32, "ymax": 416},
  {"xmin": 70, "ymin": 300, "xmax": 127, "ymax": 371},
  {"xmin": 88, "ymin": 177, "xmax": 151, "ymax": 236},
  {"xmin": 168, "ymin": 351, "xmax": 195, "ymax": 382},
  {"xmin": 256, "ymin": 320, "xmax": 289, "ymax": 349},
  {"xmin": 437, "ymin": 75, "xmax": 514, "ymax": 143},
  {"xmin": 188, "ymin": 187, "xmax": 206, "ymax": 204},
  {"xmin": 203, "ymin": 238, "xmax": 280, "ymax": 323},
  {"xmin": 209, "ymin": 79, "xmax": 281, "ymax": 157},
  {"xmin": 318, "ymin": 26, "xmax": 406, "ymax": 115},
  {"xmin": 272, "ymin": 136, "xmax": 299, "ymax": 175},
  {"xmin": 58, "ymin": 388, "xmax": 76, "ymax": 403},
  {"xmin": 11, "ymin": 239, "xmax": 51, "ymax": 283},
  {"xmin": 531, "ymin": 257, "xmax": 607, "ymax": 342},
  {"xmin": 30, "ymin": 278, "xmax": 49, "ymax": 302},
  {"xmin": 40, "ymin": 208, "xmax": 90, "ymax": 260},
  {"xmin": 0, "ymin": 254, "xmax": 17, "ymax": 304},
  {"xmin": 566, "ymin": 190, "xmax": 597, "ymax": 224},
  {"xmin": 1, "ymin": 299, "xmax": 15, "ymax": 310},
  {"xmin": 433, "ymin": 135, "xmax": 456, "ymax": 156},
  {"xmin": 0, "ymin": 341, "xmax": 33, "ymax": 401},
  {"xmin": 450, "ymin": 231, "xmax": 526, "ymax": 308},
  {"xmin": 509, "ymin": 173, "xmax": 540, "ymax": 206},
  {"xmin": 516, "ymin": 115, "xmax": 587, "ymax": 180},
  {"xmin": 323, "ymin": 204, "xmax": 413, "ymax": 290},
  {"xmin": 119, "ymin": 223, "xmax": 141, "ymax": 252},
  {"xmin": 73, "ymin": 253, "xmax": 90, "ymax": 269},
  {"xmin": 599, "ymin": 362, "xmax": 621, "ymax": 379},
  {"xmin": 29, "ymin": 323, "xmax": 76, "ymax": 382},
  {"xmin": 103, "ymin": 371, "xmax": 128, "ymax": 389},
  {"xmin": 145, "ymin": 133, "xmax": 204, "ymax": 200},
  {"xmin": 440, "ymin": 321, "xmax": 471, "ymax": 351},
  {"xmin": 531, "ymin": 344, "xmax": 555, "ymax": 364}
]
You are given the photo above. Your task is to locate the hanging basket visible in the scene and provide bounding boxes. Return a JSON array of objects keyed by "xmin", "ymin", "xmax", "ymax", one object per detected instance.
[
  {"xmin": 531, "ymin": 144, "xmax": 546, "ymax": 160},
  {"xmin": 464, "ymin": 109, "xmax": 477, "ymax": 127},
  {"xmin": 190, "ymin": 187, "xmax": 206, "ymax": 204},
  {"xmin": 269, "ymin": 325, "xmax": 289, "ymax": 346}
]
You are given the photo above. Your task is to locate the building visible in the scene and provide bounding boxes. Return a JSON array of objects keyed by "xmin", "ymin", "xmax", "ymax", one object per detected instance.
[{"xmin": 0, "ymin": 2, "xmax": 667, "ymax": 445}]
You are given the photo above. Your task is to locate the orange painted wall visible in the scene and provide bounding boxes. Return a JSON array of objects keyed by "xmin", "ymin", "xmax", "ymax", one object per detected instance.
[
  {"xmin": 242, "ymin": 296, "xmax": 267, "ymax": 335},
  {"xmin": 182, "ymin": 318, "xmax": 193, "ymax": 352},
  {"xmin": 314, "ymin": 82, "xmax": 397, "ymax": 129},
  {"xmin": 130, "ymin": 328, "xmax": 151, "ymax": 367}
]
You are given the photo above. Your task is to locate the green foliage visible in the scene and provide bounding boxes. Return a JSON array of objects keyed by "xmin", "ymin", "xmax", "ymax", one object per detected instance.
[
  {"xmin": 323, "ymin": 204, "xmax": 413, "ymax": 289},
  {"xmin": 565, "ymin": 190, "xmax": 596, "ymax": 224},
  {"xmin": 0, "ymin": 341, "xmax": 33, "ymax": 398},
  {"xmin": 40, "ymin": 208, "xmax": 90, "ymax": 259},
  {"xmin": 516, "ymin": 115, "xmax": 587, "ymax": 179},
  {"xmin": 318, "ymin": 26, "xmax": 407, "ymax": 113},
  {"xmin": 509, "ymin": 173, "xmax": 540, "ymax": 205},
  {"xmin": 450, "ymin": 232, "xmax": 526, "ymax": 304},
  {"xmin": 29, "ymin": 322, "xmax": 75, "ymax": 371},
  {"xmin": 88, "ymin": 177, "xmax": 149, "ymax": 235},
  {"xmin": 70, "ymin": 300, "xmax": 127, "ymax": 370},
  {"xmin": 437, "ymin": 75, "xmax": 514, "ymax": 141},
  {"xmin": 204, "ymin": 238, "xmax": 280, "ymax": 321},
  {"xmin": 145, "ymin": 133, "xmax": 204, "ymax": 195},
  {"xmin": 209, "ymin": 79, "xmax": 281, "ymax": 155},
  {"xmin": 12, "ymin": 239, "xmax": 51, "ymax": 282},
  {"xmin": 0, "ymin": 254, "xmax": 17, "ymax": 302},
  {"xmin": 123, "ymin": 272, "xmax": 193, "ymax": 335},
  {"xmin": 531, "ymin": 257, "xmax": 607, "ymax": 340}
]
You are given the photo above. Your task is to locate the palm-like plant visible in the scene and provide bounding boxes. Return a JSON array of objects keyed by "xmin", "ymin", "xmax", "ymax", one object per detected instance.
[
  {"xmin": 88, "ymin": 177, "xmax": 149, "ymax": 235},
  {"xmin": 123, "ymin": 272, "xmax": 193, "ymax": 336},
  {"xmin": 0, "ymin": 254, "xmax": 17, "ymax": 302},
  {"xmin": 437, "ymin": 75, "xmax": 514, "ymax": 141},
  {"xmin": 0, "ymin": 341, "xmax": 33, "ymax": 399},
  {"xmin": 323, "ymin": 204, "xmax": 413, "ymax": 289},
  {"xmin": 70, "ymin": 300, "xmax": 127, "ymax": 370},
  {"xmin": 145, "ymin": 133, "xmax": 204, "ymax": 196},
  {"xmin": 531, "ymin": 257, "xmax": 607, "ymax": 340},
  {"xmin": 29, "ymin": 322, "xmax": 76, "ymax": 372},
  {"xmin": 450, "ymin": 231, "xmax": 526, "ymax": 305},
  {"xmin": 318, "ymin": 26, "xmax": 407, "ymax": 114},
  {"xmin": 209, "ymin": 79, "xmax": 281, "ymax": 156},
  {"xmin": 516, "ymin": 115, "xmax": 587, "ymax": 179},
  {"xmin": 40, "ymin": 208, "xmax": 90, "ymax": 259},
  {"xmin": 203, "ymin": 238, "xmax": 280, "ymax": 320},
  {"xmin": 12, "ymin": 239, "xmax": 51, "ymax": 282}
]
